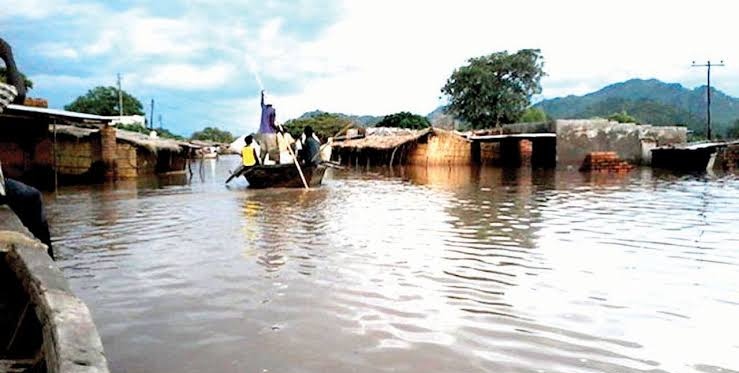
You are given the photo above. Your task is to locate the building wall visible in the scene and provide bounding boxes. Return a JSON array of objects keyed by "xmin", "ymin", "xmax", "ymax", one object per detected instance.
[
  {"xmin": 555, "ymin": 119, "xmax": 687, "ymax": 166},
  {"xmin": 56, "ymin": 137, "xmax": 101, "ymax": 176},
  {"xmin": 408, "ymin": 130, "xmax": 473, "ymax": 166},
  {"xmin": 115, "ymin": 143, "xmax": 139, "ymax": 178},
  {"xmin": 0, "ymin": 118, "xmax": 52, "ymax": 187}
]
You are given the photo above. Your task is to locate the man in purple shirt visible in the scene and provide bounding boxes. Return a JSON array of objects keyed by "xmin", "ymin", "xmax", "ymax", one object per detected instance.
[{"xmin": 256, "ymin": 90, "xmax": 279, "ymax": 162}]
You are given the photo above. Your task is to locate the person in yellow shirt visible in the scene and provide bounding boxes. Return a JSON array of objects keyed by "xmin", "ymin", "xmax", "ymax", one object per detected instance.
[{"xmin": 241, "ymin": 135, "xmax": 261, "ymax": 167}]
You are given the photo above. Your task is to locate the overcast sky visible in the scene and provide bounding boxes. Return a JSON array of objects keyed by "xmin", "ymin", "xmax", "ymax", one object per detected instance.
[{"xmin": 2, "ymin": 0, "xmax": 737, "ymax": 136}]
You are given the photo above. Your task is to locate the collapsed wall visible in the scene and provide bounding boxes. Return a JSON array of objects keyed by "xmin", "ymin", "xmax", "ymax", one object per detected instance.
[{"xmin": 555, "ymin": 119, "xmax": 687, "ymax": 166}]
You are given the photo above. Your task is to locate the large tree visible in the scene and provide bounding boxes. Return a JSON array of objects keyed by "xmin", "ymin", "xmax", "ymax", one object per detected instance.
[
  {"xmin": 283, "ymin": 112, "xmax": 354, "ymax": 140},
  {"xmin": 65, "ymin": 86, "xmax": 144, "ymax": 115},
  {"xmin": 441, "ymin": 49, "xmax": 545, "ymax": 128},
  {"xmin": 375, "ymin": 112, "xmax": 430, "ymax": 129},
  {"xmin": 191, "ymin": 126, "xmax": 234, "ymax": 143}
]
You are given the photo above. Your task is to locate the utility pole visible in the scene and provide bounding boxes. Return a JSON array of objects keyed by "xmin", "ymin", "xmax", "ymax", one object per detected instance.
[
  {"xmin": 692, "ymin": 60, "xmax": 724, "ymax": 140},
  {"xmin": 150, "ymin": 99, "xmax": 155, "ymax": 130},
  {"xmin": 117, "ymin": 73, "xmax": 123, "ymax": 117}
]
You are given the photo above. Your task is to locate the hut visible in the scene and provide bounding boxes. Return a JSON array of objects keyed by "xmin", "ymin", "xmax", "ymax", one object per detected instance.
[
  {"xmin": 53, "ymin": 124, "xmax": 191, "ymax": 182},
  {"xmin": 332, "ymin": 128, "xmax": 473, "ymax": 167},
  {"xmin": 0, "ymin": 104, "xmax": 113, "ymax": 189}
]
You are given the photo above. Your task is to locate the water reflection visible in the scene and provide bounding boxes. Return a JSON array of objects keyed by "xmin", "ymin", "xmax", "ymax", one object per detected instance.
[{"xmin": 44, "ymin": 157, "xmax": 739, "ymax": 373}]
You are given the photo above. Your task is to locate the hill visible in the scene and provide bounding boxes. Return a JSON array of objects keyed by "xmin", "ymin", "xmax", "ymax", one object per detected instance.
[
  {"xmin": 534, "ymin": 79, "xmax": 739, "ymax": 135},
  {"xmin": 297, "ymin": 110, "xmax": 382, "ymax": 126}
]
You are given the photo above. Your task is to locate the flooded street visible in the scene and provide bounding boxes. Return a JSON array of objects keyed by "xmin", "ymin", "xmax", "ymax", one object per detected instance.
[{"xmin": 45, "ymin": 156, "xmax": 739, "ymax": 373}]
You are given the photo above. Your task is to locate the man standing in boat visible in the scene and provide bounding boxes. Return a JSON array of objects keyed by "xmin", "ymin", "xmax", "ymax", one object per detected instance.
[{"xmin": 255, "ymin": 90, "xmax": 279, "ymax": 162}]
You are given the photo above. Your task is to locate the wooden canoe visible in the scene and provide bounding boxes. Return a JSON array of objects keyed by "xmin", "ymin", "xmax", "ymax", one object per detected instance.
[
  {"xmin": 1, "ymin": 206, "xmax": 109, "ymax": 373},
  {"xmin": 230, "ymin": 163, "xmax": 327, "ymax": 188}
]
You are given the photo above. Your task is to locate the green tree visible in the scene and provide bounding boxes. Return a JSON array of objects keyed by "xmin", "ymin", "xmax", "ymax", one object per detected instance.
[
  {"xmin": 0, "ymin": 67, "xmax": 33, "ymax": 89},
  {"xmin": 607, "ymin": 110, "xmax": 639, "ymax": 124},
  {"xmin": 283, "ymin": 112, "xmax": 354, "ymax": 140},
  {"xmin": 375, "ymin": 111, "xmax": 430, "ymax": 129},
  {"xmin": 519, "ymin": 107, "xmax": 548, "ymax": 123},
  {"xmin": 190, "ymin": 126, "xmax": 234, "ymax": 143},
  {"xmin": 65, "ymin": 86, "xmax": 144, "ymax": 115},
  {"xmin": 727, "ymin": 119, "xmax": 739, "ymax": 139},
  {"xmin": 441, "ymin": 49, "xmax": 545, "ymax": 128}
]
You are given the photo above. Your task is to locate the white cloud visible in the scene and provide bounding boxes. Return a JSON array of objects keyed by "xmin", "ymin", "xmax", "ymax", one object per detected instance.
[
  {"xmin": 142, "ymin": 63, "xmax": 236, "ymax": 90},
  {"xmin": 14, "ymin": 0, "xmax": 739, "ymax": 135},
  {"xmin": 242, "ymin": 0, "xmax": 739, "ymax": 118},
  {"xmin": 34, "ymin": 42, "xmax": 79, "ymax": 59}
]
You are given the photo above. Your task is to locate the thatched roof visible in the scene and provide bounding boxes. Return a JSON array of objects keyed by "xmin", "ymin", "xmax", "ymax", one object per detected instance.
[
  {"xmin": 52, "ymin": 125, "xmax": 185, "ymax": 152},
  {"xmin": 115, "ymin": 129, "xmax": 184, "ymax": 152},
  {"xmin": 52, "ymin": 124, "xmax": 97, "ymax": 138},
  {"xmin": 333, "ymin": 127, "xmax": 432, "ymax": 150}
]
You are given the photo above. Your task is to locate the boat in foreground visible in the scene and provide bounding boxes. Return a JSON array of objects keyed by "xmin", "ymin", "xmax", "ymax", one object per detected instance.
[
  {"xmin": 229, "ymin": 163, "xmax": 328, "ymax": 188},
  {"xmin": 1, "ymin": 206, "xmax": 109, "ymax": 373}
]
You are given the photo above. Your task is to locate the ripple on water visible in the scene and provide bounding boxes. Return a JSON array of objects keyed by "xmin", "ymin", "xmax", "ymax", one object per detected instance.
[{"xmin": 45, "ymin": 161, "xmax": 739, "ymax": 373}]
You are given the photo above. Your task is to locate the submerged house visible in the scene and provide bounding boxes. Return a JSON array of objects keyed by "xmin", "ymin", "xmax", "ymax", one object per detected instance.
[
  {"xmin": 332, "ymin": 128, "xmax": 473, "ymax": 167},
  {"xmin": 0, "ymin": 103, "xmax": 191, "ymax": 187},
  {"xmin": 53, "ymin": 124, "xmax": 191, "ymax": 183}
]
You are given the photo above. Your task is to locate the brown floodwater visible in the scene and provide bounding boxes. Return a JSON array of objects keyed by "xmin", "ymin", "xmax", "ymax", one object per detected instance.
[{"xmin": 45, "ymin": 156, "xmax": 739, "ymax": 373}]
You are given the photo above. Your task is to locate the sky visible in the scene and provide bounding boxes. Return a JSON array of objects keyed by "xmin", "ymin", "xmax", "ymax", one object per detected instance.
[{"xmin": 2, "ymin": 0, "xmax": 738, "ymax": 136}]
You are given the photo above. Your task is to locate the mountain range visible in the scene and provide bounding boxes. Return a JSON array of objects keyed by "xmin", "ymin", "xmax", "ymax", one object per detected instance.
[
  {"xmin": 534, "ymin": 78, "xmax": 739, "ymax": 135},
  {"xmin": 295, "ymin": 79, "xmax": 739, "ymax": 135}
]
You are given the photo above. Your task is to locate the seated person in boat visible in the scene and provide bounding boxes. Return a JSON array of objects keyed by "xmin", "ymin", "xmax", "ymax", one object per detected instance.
[
  {"xmin": 299, "ymin": 126, "xmax": 321, "ymax": 167},
  {"xmin": 241, "ymin": 135, "xmax": 262, "ymax": 168},
  {"xmin": 254, "ymin": 90, "xmax": 279, "ymax": 163}
]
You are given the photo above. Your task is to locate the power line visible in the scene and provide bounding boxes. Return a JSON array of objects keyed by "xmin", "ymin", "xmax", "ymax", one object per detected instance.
[{"xmin": 691, "ymin": 60, "xmax": 725, "ymax": 140}]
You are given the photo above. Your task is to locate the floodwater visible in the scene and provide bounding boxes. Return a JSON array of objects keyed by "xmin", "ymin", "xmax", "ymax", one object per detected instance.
[{"xmin": 45, "ymin": 156, "xmax": 739, "ymax": 373}]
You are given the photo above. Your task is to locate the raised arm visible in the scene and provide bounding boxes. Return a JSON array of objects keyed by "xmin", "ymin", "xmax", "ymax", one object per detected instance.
[{"xmin": 260, "ymin": 90, "xmax": 265, "ymax": 108}]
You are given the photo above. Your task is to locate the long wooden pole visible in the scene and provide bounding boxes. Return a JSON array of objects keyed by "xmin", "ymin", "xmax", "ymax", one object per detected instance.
[{"xmin": 286, "ymin": 138, "xmax": 309, "ymax": 189}]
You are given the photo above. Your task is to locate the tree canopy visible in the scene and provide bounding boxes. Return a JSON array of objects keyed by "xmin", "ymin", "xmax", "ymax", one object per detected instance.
[
  {"xmin": 65, "ymin": 86, "xmax": 144, "ymax": 115},
  {"xmin": 0, "ymin": 67, "xmax": 33, "ymax": 89},
  {"xmin": 375, "ymin": 112, "xmax": 430, "ymax": 129},
  {"xmin": 519, "ymin": 107, "xmax": 548, "ymax": 123},
  {"xmin": 190, "ymin": 126, "xmax": 234, "ymax": 143},
  {"xmin": 441, "ymin": 49, "xmax": 545, "ymax": 128},
  {"xmin": 607, "ymin": 110, "xmax": 640, "ymax": 124},
  {"xmin": 283, "ymin": 112, "xmax": 354, "ymax": 140}
]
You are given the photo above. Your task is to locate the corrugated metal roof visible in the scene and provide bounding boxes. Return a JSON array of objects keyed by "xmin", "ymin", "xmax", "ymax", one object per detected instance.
[{"xmin": 4, "ymin": 104, "xmax": 114, "ymax": 122}]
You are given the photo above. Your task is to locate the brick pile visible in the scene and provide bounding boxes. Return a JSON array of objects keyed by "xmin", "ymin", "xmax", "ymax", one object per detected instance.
[
  {"xmin": 23, "ymin": 97, "xmax": 48, "ymax": 108},
  {"xmin": 579, "ymin": 151, "xmax": 634, "ymax": 172}
]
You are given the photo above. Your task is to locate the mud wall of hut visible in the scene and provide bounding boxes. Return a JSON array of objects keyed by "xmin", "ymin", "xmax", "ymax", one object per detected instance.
[
  {"xmin": 408, "ymin": 130, "xmax": 473, "ymax": 166},
  {"xmin": 0, "ymin": 118, "xmax": 53, "ymax": 187},
  {"xmin": 56, "ymin": 136, "xmax": 102, "ymax": 176}
]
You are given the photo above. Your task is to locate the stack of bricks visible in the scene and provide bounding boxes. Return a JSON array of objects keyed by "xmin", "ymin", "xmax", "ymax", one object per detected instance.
[
  {"xmin": 579, "ymin": 151, "xmax": 634, "ymax": 172},
  {"xmin": 23, "ymin": 97, "xmax": 48, "ymax": 108}
]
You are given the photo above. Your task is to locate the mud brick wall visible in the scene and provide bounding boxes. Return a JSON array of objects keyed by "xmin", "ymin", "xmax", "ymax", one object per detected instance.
[
  {"xmin": 520, "ymin": 139, "xmax": 532, "ymax": 166},
  {"xmin": 719, "ymin": 144, "xmax": 739, "ymax": 171},
  {"xmin": 480, "ymin": 142, "xmax": 501, "ymax": 165},
  {"xmin": 56, "ymin": 138, "xmax": 100, "ymax": 176},
  {"xmin": 114, "ymin": 143, "xmax": 139, "ymax": 178}
]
